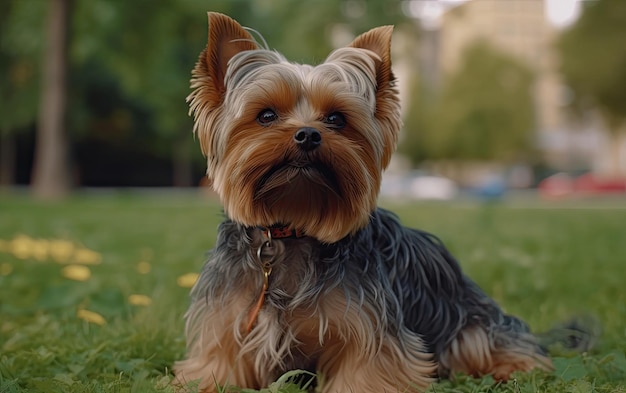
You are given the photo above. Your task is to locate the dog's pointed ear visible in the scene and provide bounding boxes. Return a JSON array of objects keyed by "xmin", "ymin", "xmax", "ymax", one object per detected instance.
[
  {"xmin": 349, "ymin": 26, "xmax": 399, "ymax": 169},
  {"xmin": 189, "ymin": 13, "xmax": 258, "ymax": 161},
  {"xmin": 349, "ymin": 25, "xmax": 394, "ymax": 93},
  {"xmin": 193, "ymin": 12, "xmax": 258, "ymax": 106}
]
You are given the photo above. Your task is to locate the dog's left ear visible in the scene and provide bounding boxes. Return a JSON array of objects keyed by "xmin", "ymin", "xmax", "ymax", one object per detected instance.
[
  {"xmin": 349, "ymin": 26, "xmax": 395, "ymax": 96},
  {"xmin": 349, "ymin": 26, "xmax": 399, "ymax": 168}
]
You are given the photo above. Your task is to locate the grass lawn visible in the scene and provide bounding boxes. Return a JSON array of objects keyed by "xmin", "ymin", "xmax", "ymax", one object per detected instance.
[{"xmin": 1, "ymin": 191, "xmax": 625, "ymax": 392}]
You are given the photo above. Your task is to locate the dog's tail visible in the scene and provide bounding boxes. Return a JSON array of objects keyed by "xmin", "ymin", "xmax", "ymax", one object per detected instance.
[{"xmin": 536, "ymin": 315, "xmax": 601, "ymax": 354}]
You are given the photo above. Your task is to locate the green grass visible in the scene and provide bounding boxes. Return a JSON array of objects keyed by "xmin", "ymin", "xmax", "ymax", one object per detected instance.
[{"xmin": 1, "ymin": 192, "xmax": 625, "ymax": 392}]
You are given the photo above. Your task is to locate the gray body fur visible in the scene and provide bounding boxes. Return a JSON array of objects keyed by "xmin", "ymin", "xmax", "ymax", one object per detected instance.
[{"xmin": 187, "ymin": 208, "xmax": 543, "ymax": 380}]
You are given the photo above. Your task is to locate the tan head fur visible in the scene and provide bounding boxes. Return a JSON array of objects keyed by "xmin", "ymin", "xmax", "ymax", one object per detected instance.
[{"xmin": 189, "ymin": 12, "xmax": 401, "ymax": 242}]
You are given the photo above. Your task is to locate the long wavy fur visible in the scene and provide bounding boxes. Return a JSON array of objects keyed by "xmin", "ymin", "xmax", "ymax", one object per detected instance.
[{"xmin": 176, "ymin": 209, "xmax": 551, "ymax": 390}]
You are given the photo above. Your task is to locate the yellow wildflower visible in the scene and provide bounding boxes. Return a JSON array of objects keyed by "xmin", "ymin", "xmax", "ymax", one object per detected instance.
[
  {"xmin": 177, "ymin": 272, "xmax": 199, "ymax": 288},
  {"xmin": 10, "ymin": 235, "xmax": 33, "ymax": 259},
  {"xmin": 77, "ymin": 309, "xmax": 106, "ymax": 325},
  {"xmin": 31, "ymin": 239, "xmax": 50, "ymax": 261},
  {"xmin": 136, "ymin": 261, "xmax": 152, "ymax": 274},
  {"xmin": 73, "ymin": 248, "xmax": 102, "ymax": 265},
  {"xmin": 50, "ymin": 240, "xmax": 75, "ymax": 263},
  {"xmin": 128, "ymin": 294, "xmax": 152, "ymax": 306},
  {"xmin": 62, "ymin": 265, "xmax": 91, "ymax": 281}
]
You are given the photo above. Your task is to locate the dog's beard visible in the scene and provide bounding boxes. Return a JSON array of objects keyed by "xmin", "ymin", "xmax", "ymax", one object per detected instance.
[
  {"xmin": 214, "ymin": 138, "xmax": 378, "ymax": 243},
  {"xmin": 254, "ymin": 159, "xmax": 343, "ymax": 228},
  {"xmin": 256, "ymin": 160, "xmax": 341, "ymax": 201}
]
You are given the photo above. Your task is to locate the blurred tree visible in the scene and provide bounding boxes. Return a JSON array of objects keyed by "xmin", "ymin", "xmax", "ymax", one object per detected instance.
[
  {"xmin": 66, "ymin": 0, "xmax": 411, "ymax": 186},
  {"xmin": 250, "ymin": 0, "xmax": 408, "ymax": 62},
  {"xmin": 0, "ymin": 1, "xmax": 44, "ymax": 185},
  {"xmin": 1, "ymin": 0, "xmax": 411, "ymax": 189},
  {"xmin": 558, "ymin": 0, "xmax": 626, "ymax": 176},
  {"xmin": 70, "ymin": 0, "xmax": 211, "ymax": 186},
  {"xmin": 402, "ymin": 41, "xmax": 535, "ymax": 163},
  {"xmin": 398, "ymin": 72, "xmax": 435, "ymax": 163},
  {"xmin": 31, "ymin": 0, "xmax": 72, "ymax": 199}
]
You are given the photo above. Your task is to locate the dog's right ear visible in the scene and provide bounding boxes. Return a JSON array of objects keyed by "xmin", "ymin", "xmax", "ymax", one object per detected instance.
[
  {"xmin": 190, "ymin": 12, "xmax": 258, "ymax": 108},
  {"xmin": 188, "ymin": 13, "xmax": 258, "ymax": 162}
]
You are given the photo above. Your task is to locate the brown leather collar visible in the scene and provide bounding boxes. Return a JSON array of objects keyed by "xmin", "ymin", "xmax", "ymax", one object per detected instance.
[{"xmin": 259, "ymin": 225, "xmax": 306, "ymax": 239}]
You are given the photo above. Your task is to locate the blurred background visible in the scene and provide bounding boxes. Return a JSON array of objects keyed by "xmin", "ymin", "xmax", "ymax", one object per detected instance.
[{"xmin": 1, "ymin": 0, "xmax": 625, "ymax": 200}]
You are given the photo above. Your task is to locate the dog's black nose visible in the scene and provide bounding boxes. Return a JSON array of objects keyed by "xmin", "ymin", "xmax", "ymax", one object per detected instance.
[{"xmin": 294, "ymin": 127, "xmax": 321, "ymax": 151}]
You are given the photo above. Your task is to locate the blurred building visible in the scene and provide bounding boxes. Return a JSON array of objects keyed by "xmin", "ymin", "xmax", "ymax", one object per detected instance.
[{"xmin": 424, "ymin": 0, "xmax": 620, "ymax": 176}]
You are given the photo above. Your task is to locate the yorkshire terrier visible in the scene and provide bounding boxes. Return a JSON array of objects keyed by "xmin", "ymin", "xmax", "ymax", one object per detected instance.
[{"xmin": 174, "ymin": 12, "xmax": 554, "ymax": 392}]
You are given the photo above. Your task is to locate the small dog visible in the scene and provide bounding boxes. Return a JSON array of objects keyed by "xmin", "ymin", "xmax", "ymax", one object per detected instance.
[{"xmin": 174, "ymin": 12, "xmax": 553, "ymax": 392}]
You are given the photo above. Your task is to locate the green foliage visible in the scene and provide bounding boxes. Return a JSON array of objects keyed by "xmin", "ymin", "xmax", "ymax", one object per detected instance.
[
  {"xmin": 65, "ymin": 1, "xmax": 211, "ymax": 160},
  {"xmin": 0, "ymin": 0, "xmax": 45, "ymax": 133},
  {"xmin": 402, "ymin": 41, "xmax": 535, "ymax": 163},
  {"xmin": 0, "ymin": 0, "xmax": 412, "ymax": 185},
  {"xmin": 398, "ymin": 72, "xmax": 437, "ymax": 163},
  {"xmin": 1, "ymin": 194, "xmax": 626, "ymax": 392},
  {"xmin": 247, "ymin": 0, "xmax": 409, "ymax": 63},
  {"xmin": 1, "ymin": 0, "xmax": 412, "ymax": 137},
  {"xmin": 558, "ymin": 0, "xmax": 626, "ymax": 131},
  {"xmin": 221, "ymin": 370, "xmax": 315, "ymax": 393}
]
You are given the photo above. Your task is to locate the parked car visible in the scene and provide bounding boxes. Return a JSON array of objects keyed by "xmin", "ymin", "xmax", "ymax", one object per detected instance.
[
  {"xmin": 538, "ymin": 172, "xmax": 626, "ymax": 198},
  {"xmin": 381, "ymin": 172, "xmax": 458, "ymax": 200}
]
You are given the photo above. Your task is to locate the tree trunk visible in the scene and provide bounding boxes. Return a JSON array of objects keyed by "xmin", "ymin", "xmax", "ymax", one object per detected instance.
[
  {"xmin": 31, "ymin": 0, "xmax": 72, "ymax": 199},
  {"xmin": 0, "ymin": 130, "xmax": 15, "ymax": 186}
]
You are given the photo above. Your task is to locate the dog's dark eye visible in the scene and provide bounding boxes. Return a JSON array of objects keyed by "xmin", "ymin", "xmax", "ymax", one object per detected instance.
[
  {"xmin": 257, "ymin": 109, "xmax": 278, "ymax": 125},
  {"xmin": 324, "ymin": 112, "xmax": 346, "ymax": 130}
]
